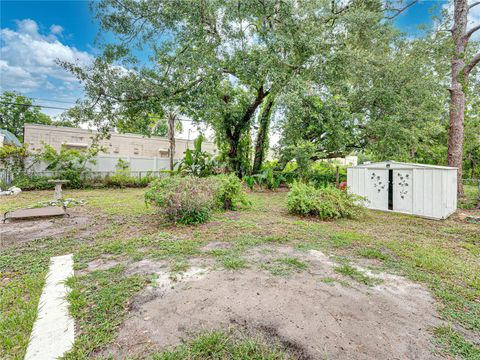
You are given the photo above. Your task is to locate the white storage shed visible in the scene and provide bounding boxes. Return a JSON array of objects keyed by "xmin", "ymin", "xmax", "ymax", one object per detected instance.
[{"xmin": 347, "ymin": 161, "xmax": 457, "ymax": 220}]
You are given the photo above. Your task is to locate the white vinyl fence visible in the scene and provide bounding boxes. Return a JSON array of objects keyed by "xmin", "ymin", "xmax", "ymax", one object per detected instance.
[
  {"xmin": 31, "ymin": 155, "xmax": 176, "ymax": 173},
  {"xmin": 0, "ymin": 155, "xmax": 179, "ymax": 185}
]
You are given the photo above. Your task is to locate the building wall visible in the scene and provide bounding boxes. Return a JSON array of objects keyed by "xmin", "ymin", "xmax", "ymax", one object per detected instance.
[{"xmin": 23, "ymin": 123, "xmax": 216, "ymax": 159}]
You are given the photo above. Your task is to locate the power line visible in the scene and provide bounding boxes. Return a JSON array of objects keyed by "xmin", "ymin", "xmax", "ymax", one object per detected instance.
[
  {"xmin": 31, "ymin": 97, "xmax": 78, "ymax": 105},
  {"xmin": 0, "ymin": 101, "xmax": 71, "ymax": 111},
  {"xmin": 0, "ymin": 91, "xmax": 79, "ymax": 105},
  {"xmin": 0, "ymin": 101, "xmax": 199, "ymax": 122}
]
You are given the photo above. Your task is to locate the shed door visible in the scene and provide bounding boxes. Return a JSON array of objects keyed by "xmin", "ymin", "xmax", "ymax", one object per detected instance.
[
  {"xmin": 393, "ymin": 170, "xmax": 413, "ymax": 213},
  {"xmin": 367, "ymin": 170, "xmax": 389, "ymax": 210}
]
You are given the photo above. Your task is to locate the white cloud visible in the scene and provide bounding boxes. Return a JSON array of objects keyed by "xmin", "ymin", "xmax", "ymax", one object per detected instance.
[
  {"xmin": 50, "ymin": 24, "xmax": 64, "ymax": 35},
  {"xmin": 15, "ymin": 19, "xmax": 39, "ymax": 37},
  {"xmin": 0, "ymin": 19, "xmax": 92, "ymax": 93}
]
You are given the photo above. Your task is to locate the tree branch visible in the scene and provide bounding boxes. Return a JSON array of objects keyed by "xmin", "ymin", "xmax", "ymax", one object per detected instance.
[
  {"xmin": 469, "ymin": 1, "xmax": 480, "ymax": 10},
  {"xmin": 465, "ymin": 52, "xmax": 480, "ymax": 76},
  {"xmin": 465, "ymin": 24, "xmax": 480, "ymax": 42},
  {"xmin": 384, "ymin": 0, "xmax": 418, "ymax": 19},
  {"xmin": 239, "ymin": 85, "xmax": 269, "ymax": 129}
]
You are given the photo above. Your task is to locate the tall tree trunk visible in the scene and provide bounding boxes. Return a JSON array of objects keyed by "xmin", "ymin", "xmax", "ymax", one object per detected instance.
[
  {"xmin": 167, "ymin": 111, "xmax": 176, "ymax": 171},
  {"xmin": 226, "ymin": 129, "xmax": 241, "ymax": 175},
  {"xmin": 225, "ymin": 85, "xmax": 269, "ymax": 177},
  {"xmin": 252, "ymin": 96, "xmax": 274, "ymax": 174},
  {"xmin": 448, "ymin": 0, "xmax": 468, "ymax": 195}
]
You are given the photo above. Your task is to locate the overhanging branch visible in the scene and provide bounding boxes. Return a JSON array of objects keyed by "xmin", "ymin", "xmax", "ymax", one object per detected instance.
[
  {"xmin": 384, "ymin": 0, "xmax": 418, "ymax": 19},
  {"xmin": 465, "ymin": 24, "xmax": 480, "ymax": 42},
  {"xmin": 464, "ymin": 52, "xmax": 480, "ymax": 76},
  {"xmin": 469, "ymin": 1, "xmax": 480, "ymax": 10}
]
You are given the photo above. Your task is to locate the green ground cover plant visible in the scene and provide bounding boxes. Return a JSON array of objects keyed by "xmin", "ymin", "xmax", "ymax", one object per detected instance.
[
  {"xmin": 64, "ymin": 266, "xmax": 147, "ymax": 358},
  {"xmin": 150, "ymin": 331, "xmax": 293, "ymax": 360},
  {"xmin": 287, "ymin": 182, "xmax": 364, "ymax": 219}
]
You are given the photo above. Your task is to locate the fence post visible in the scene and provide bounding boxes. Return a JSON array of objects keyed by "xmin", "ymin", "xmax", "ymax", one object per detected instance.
[
  {"xmin": 477, "ymin": 179, "xmax": 480, "ymax": 208},
  {"xmin": 335, "ymin": 166, "xmax": 340, "ymax": 188}
]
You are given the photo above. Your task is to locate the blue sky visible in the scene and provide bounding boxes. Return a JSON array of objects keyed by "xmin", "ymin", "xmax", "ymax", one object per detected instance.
[{"xmin": 0, "ymin": 0, "xmax": 451, "ymax": 118}]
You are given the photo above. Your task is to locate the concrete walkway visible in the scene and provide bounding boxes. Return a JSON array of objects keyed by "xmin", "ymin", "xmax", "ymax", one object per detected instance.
[{"xmin": 25, "ymin": 254, "xmax": 75, "ymax": 360}]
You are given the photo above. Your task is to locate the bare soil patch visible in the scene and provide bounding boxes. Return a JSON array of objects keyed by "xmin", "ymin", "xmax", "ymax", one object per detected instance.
[
  {"xmin": 103, "ymin": 248, "xmax": 444, "ymax": 359},
  {"xmin": 0, "ymin": 208, "xmax": 97, "ymax": 249}
]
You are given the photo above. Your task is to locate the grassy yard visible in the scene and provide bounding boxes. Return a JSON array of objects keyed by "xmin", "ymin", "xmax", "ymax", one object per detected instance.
[{"xmin": 1, "ymin": 187, "xmax": 479, "ymax": 359}]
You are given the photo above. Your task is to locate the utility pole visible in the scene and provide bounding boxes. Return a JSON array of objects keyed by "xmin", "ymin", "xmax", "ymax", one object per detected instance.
[{"xmin": 167, "ymin": 110, "xmax": 176, "ymax": 172}]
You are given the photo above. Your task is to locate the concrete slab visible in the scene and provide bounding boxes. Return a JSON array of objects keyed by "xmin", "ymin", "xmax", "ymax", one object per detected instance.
[
  {"xmin": 25, "ymin": 254, "xmax": 75, "ymax": 360},
  {"xmin": 3, "ymin": 206, "xmax": 67, "ymax": 222}
]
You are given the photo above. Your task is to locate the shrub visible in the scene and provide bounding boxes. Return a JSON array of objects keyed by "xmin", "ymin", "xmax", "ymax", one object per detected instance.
[
  {"xmin": 308, "ymin": 162, "xmax": 347, "ymax": 188},
  {"xmin": 287, "ymin": 182, "xmax": 364, "ymax": 220},
  {"xmin": 105, "ymin": 171, "xmax": 154, "ymax": 188},
  {"xmin": 12, "ymin": 175, "xmax": 54, "ymax": 190},
  {"xmin": 39, "ymin": 144, "xmax": 101, "ymax": 188},
  {"xmin": 145, "ymin": 174, "xmax": 250, "ymax": 224},
  {"xmin": 145, "ymin": 176, "xmax": 217, "ymax": 224},
  {"xmin": 177, "ymin": 136, "xmax": 217, "ymax": 177},
  {"xmin": 214, "ymin": 174, "xmax": 250, "ymax": 210}
]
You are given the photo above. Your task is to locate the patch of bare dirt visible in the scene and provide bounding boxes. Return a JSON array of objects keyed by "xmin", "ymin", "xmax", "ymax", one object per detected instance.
[
  {"xmin": 0, "ymin": 208, "xmax": 99, "ymax": 249},
  {"xmin": 103, "ymin": 248, "xmax": 444, "ymax": 359},
  {"xmin": 201, "ymin": 241, "xmax": 232, "ymax": 251},
  {"xmin": 80, "ymin": 258, "xmax": 125, "ymax": 274}
]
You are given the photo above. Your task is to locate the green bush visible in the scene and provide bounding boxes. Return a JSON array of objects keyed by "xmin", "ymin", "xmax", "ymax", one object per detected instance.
[
  {"xmin": 105, "ymin": 171, "xmax": 154, "ymax": 188},
  {"xmin": 279, "ymin": 161, "xmax": 346, "ymax": 187},
  {"xmin": 214, "ymin": 174, "xmax": 250, "ymax": 210},
  {"xmin": 287, "ymin": 182, "xmax": 364, "ymax": 220},
  {"xmin": 145, "ymin": 174, "xmax": 250, "ymax": 224},
  {"xmin": 145, "ymin": 176, "xmax": 217, "ymax": 224},
  {"xmin": 308, "ymin": 162, "xmax": 347, "ymax": 187},
  {"xmin": 177, "ymin": 136, "xmax": 217, "ymax": 177},
  {"xmin": 12, "ymin": 175, "xmax": 54, "ymax": 190},
  {"xmin": 39, "ymin": 144, "xmax": 100, "ymax": 189}
]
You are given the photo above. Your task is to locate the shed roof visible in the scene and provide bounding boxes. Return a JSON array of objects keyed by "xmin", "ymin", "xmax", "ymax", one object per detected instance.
[
  {"xmin": 351, "ymin": 160, "xmax": 457, "ymax": 170},
  {"xmin": 0, "ymin": 129, "xmax": 22, "ymax": 147}
]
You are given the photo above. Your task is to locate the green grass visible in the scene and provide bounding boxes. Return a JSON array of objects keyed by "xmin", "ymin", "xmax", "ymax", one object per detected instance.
[
  {"xmin": 433, "ymin": 326, "xmax": 480, "ymax": 360},
  {"xmin": 330, "ymin": 231, "xmax": 367, "ymax": 248},
  {"xmin": 150, "ymin": 331, "xmax": 292, "ymax": 359},
  {"xmin": 63, "ymin": 265, "xmax": 147, "ymax": 358},
  {"xmin": 0, "ymin": 274, "xmax": 45, "ymax": 359},
  {"xmin": 170, "ymin": 260, "xmax": 190, "ymax": 274},
  {"xmin": 261, "ymin": 257, "xmax": 309, "ymax": 276},
  {"xmin": 219, "ymin": 255, "xmax": 248, "ymax": 270},
  {"xmin": 0, "ymin": 188, "xmax": 152, "ymax": 215},
  {"xmin": 0, "ymin": 236, "xmax": 84, "ymax": 359},
  {"xmin": 334, "ymin": 264, "xmax": 380, "ymax": 286},
  {"xmin": 1, "ymin": 188, "xmax": 479, "ymax": 359},
  {"xmin": 458, "ymin": 185, "xmax": 479, "ymax": 210},
  {"xmin": 357, "ymin": 248, "xmax": 389, "ymax": 261}
]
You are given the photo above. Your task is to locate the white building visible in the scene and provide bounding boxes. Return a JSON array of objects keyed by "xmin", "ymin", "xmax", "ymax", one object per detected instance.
[
  {"xmin": 23, "ymin": 123, "xmax": 217, "ymax": 174},
  {"xmin": 23, "ymin": 123, "xmax": 216, "ymax": 158},
  {"xmin": 347, "ymin": 161, "xmax": 457, "ymax": 220}
]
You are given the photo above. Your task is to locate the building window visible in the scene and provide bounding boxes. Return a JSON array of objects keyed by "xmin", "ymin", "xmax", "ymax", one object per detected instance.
[{"xmin": 62, "ymin": 143, "xmax": 88, "ymax": 151}]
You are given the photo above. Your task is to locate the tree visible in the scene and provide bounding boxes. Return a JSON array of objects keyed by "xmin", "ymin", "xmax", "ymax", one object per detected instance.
[
  {"xmin": 61, "ymin": 0, "xmax": 389, "ymax": 176},
  {"xmin": 351, "ymin": 35, "xmax": 451, "ymax": 164},
  {"xmin": 252, "ymin": 95, "xmax": 275, "ymax": 174},
  {"xmin": 0, "ymin": 91, "xmax": 52, "ymax": 141},
  {"xmin": 277, "ymin": 88, "xmax": 360, "ymax": 164},
  {"xmin": 448, "ymin": 0, "xmax": 480, "ymax": 195}
]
